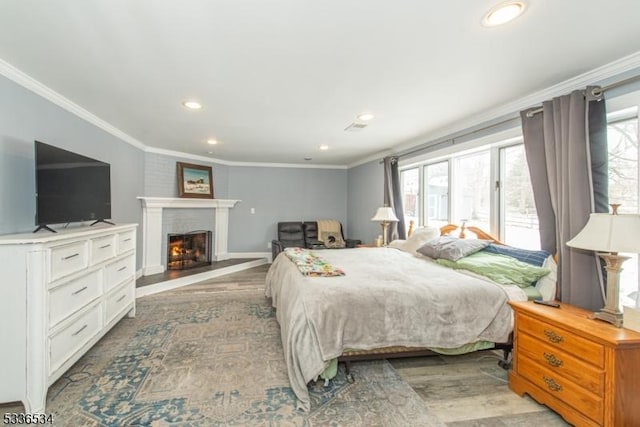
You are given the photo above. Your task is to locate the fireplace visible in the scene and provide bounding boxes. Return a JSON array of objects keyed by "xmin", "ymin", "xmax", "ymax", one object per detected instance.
[{"xmin": 167, "ymin": 230, "xmax": 212, "ymax": 270}]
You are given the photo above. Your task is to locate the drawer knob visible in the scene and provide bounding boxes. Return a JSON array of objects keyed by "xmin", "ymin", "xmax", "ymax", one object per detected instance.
[
  {"xmin": 116, "ymin": 294, "xmax": 127, "ymax": 303},
  {"xmin": 72, "ymin": 286, "xmax": 88, "ymax": 295},
  {"xmin": 100, "ymin": 244, "xmax": 111, "ymax": 249},
  {"xmin": 544, "ymin": 329, "xmax": 564, "ymax": 344},
  {"xmin": 543, "ymin": 352, "xmax": 564, "ymax": 368},
  {"xmin": 62, "ymin": 253, "xmax": 80, "ymax": 261},
  {"xmin": 117, "ymin": 266, "xmax": 127, "ymax": 272},
  {"xmin": 542, "ymin": 376, "xmax": 563, "ymax": 392}
]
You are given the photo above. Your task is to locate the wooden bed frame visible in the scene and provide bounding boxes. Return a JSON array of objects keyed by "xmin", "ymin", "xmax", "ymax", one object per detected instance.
[{"xmin": 337, "ymin": 222, "xmax": 512, "ymax": 380}]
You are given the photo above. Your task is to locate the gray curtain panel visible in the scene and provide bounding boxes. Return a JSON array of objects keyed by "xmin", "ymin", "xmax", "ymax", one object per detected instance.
[
  {"xmin": 520, "ymin": 87, "xmax": 608, "ymax": 311},
  {"xmin": 383, "ymin": 156, "xmax": 406, "ymax": 241}
]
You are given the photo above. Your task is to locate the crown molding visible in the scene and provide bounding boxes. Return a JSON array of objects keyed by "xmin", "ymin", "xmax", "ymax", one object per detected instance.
[
  {"xmin": 347, "ymin": 148, "xmax": 394, "ymax": 169},
  {"xmin": 0, "ymin": 59, "xmax": 347, "ymax": 169},
  {"xmin": 144, "ymin": 146, "xmax": 347, "ymax": 169},
  {"xmin": 0, "ymin": 59, "xmax": 348, "ymax": 169},
  {"xmin": 0, "ymin": 58, "xmax": 147, "ymax": 151},
  {"xmin": 3, "ymin": 51, "xmax": 640, "ymax": 170},
  {"xmin": 389, "ymin": 50, "xmax": 640, "ymax": 157}
]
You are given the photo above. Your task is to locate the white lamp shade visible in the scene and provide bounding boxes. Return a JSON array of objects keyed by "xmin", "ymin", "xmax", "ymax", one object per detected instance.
[
  {"xmin": 371, "ymin": 207, "xmax": 399, "ymax": 222},
  {"xmin": 566, "ymin": 213, "xmax": 640, "ymax": 253}
]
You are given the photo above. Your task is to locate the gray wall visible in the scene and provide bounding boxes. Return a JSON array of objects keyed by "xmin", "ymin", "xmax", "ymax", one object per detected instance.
[
  {"xmin": 0, "ymin": 73, "xmax": 382, "ymax": 265},
  {"xmin": 227, "ymin": 166, "xmax": 348, "ymax": 252},
  {"xmin": 143, "ymin": 152, "xmax": 349, "ymax": 256},
  {"xmin": 0, "ymin": 75, "xmax": 144, "ymax": 266},
  {"xmin": 144, "ymin": 152, "xmax": 230, "ymax": 198},
  {"xmin": 347, "ymin": 159, "xmax": 385, "ymax": 244}
]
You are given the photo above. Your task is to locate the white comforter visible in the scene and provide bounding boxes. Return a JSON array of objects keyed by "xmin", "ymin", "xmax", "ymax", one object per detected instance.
[{"xmin": 264, "ymin": 247, "xmax": 526, "ymax": 411}]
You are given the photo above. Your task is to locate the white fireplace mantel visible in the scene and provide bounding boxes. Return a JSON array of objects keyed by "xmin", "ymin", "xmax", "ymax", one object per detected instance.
[{"xmin": 137, "ymin": 197, "xmax": 240, "ymax": 276}]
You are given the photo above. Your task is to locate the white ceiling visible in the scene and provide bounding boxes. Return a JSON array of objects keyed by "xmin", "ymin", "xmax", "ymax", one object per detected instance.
[{"xmin": 1, "ymin": 1, "xmax": 640, "ymax": 166}]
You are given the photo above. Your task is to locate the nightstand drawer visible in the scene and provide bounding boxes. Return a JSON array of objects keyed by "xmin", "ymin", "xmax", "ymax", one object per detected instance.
[
  {"xmin": 518, "ymin": 332, "xmax": 604, "ymax": 395},
  {"xmin": 518, "ymin": 355, "xmax": 603, "ymax": 425},
  {"xmin": 517, "ymin": 313, "xmax": 604, "ymax": 368}
]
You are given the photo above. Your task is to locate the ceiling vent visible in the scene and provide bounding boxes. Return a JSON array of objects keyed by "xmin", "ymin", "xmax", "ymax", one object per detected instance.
[{"xmin": 344, "ymin": 122, "xmax": 368, "ymax": 132}]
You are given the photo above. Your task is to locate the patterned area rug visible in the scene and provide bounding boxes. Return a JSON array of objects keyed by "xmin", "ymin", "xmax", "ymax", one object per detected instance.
[{"xmin": 21, "ymin": 288, "xmax": 441, "ymax": 426}]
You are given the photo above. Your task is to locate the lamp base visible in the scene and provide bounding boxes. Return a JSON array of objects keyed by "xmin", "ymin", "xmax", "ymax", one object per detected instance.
[
  {"xmin": 592, "ymin": 307, "xmax": 624, "ymax": 328},
  {"xmin": 381, "ymin": 221, "xmax": 390, "ymax": 246}
]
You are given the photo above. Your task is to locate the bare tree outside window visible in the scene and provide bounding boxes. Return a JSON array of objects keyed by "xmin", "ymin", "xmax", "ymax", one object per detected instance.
[
  {"xmin": 502, "ymin": 145, "xmax": 540, "ymax": 249},
  {"xmin": 608, "ymin": 117, "xmax": 639, "ymax": 307}
]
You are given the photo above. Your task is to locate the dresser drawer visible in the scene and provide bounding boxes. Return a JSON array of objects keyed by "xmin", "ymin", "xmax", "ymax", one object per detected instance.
[
  {"xmin": 517, "ymin": 332, "xmax": 604, "ymax": 396},
  {"xmin": 49, "ymin": 270, "xmax": 102, "ymax": 327},
  {"xmin": 117, "ymin": 230, "xmax": 135, "ymax": 254},
  {"xmin": 517, "ymin": 313, "xmax": 604, "ymax": 368},
  {"xmin": 50, "ymin": 241, "xmax": 89, "ymax": 281},
  {"xmin": 49, "ymin": 303, "xmax": 103, "ymax": 374},
  {"xmin": 518, "ymin": 355, "xmax": 603, "ymax": 424},
  {"xmin": 105, "ymin": 280, "xmax": 134, "ymax": 325},
  {"xmin": 90, "ymin": 234, "xmax": 116, "ymax": 265},
  {"xmin": 104, "ymin": 254, "xmax": 135, "ymax": 292}
]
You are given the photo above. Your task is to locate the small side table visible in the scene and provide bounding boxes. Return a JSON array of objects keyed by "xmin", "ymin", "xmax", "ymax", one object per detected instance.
[{"xmin": 508, "ymin": 300, "xmax": 640, "ymax": 426}]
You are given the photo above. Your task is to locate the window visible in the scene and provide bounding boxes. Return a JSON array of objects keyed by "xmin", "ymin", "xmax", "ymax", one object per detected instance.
[
  {"xmin": 608, "ymin": 114, "xmax": 639, "ymax": 307},
  {"xmin": 400, "ymin": 168, "xmax": 419, "ymax": 228},
  {"xmin": 500, "ymin": 145, "xmax": 539, "ymax": 249},
  {"xmin": 401, "ymin": 140, "xmax": 540, "ymax": 245},
  {"xmin": 398, "ymin": 99, "xmax": 640, "ymax": 308},
  {"xmin": 453, "ymin": 151, "xmax": 491, "ymax": 232},
  {"xmin": 423, "ymin": 161, "xmax": 449, "ymax": 228}
]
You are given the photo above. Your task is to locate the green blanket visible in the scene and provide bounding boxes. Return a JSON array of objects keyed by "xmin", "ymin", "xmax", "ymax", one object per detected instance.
[{"xmin": 436, "ymin": 251, "xmax": 549, "ymax": 288}]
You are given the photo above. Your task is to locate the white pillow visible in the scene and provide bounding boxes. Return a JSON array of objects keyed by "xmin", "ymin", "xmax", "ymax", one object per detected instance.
[
  {"xmin": 401, "ymin": 227, "xmax": 441, "ymax": 253},
  {"xmin": 388, "ymin": 239, "xmax": 407, "ymax": 250},
  {"xmin": 535, "ymin": 255, "xmax": 557, "ymax": 301}
]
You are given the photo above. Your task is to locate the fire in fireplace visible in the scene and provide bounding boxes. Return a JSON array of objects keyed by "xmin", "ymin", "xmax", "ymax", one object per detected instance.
[{"xmin": 167, "ymin": 230, "xmax": 212, "ymax": 270}]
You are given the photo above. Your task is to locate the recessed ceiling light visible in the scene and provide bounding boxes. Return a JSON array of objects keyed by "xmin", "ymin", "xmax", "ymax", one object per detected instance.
[
  {"xmin": 482, "ymin": 1, "xmax": 526, "ymax": 27},
  {"xmin": 207, "ymin": 139, "xmax": 218, "ymax": 145},
  {"xmin": 182, "ymin": 100, "xmax": 202, "ymax": 110},
  {"xmin": 356, "ymin": 112, "xmax": 375, "ymax": 121},
  {"xmin": 319, "ymin": 144, "xmax": 329, "ymax": 151}
]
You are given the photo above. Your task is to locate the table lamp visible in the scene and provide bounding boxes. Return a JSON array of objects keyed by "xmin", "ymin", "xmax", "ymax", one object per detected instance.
[
  {"xmin": 566, "ymin": 204, "xmax": 640, "ymax": 327},
  {"xmin": 371, "ymin": 206, "xmax": 399, "ymax": 246}
]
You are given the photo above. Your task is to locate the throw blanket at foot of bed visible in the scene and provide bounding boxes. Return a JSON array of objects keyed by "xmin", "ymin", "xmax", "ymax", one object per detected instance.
[
  {"xmin": 265, "ymin": 247, "xmax": 527, "ymax": 411},
  {"xmin": 283, "ymin": 247, "xmax": 345, "ymax": 277}
]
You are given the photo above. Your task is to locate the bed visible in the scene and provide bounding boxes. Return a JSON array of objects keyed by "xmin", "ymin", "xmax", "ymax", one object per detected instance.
[{"xmin": 264, "ymin": 224, "xmax": 556, "ymax": 411}]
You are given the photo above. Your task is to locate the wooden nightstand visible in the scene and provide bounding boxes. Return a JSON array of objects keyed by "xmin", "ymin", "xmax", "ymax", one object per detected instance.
[{"xmin": 508, "ymin": 301, "xmax": 640, "ymax": 426}]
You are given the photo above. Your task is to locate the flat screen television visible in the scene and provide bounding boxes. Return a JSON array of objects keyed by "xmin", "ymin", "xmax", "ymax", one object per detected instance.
[{"xmin": 35, "ymin": 140, "xmax": 112, "ymax": 232}]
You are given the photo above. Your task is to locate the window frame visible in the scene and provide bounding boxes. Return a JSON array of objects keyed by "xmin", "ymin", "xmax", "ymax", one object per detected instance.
[{"xmin": 400, "ymin": 136, "xmax": 526, "ymax": 242}]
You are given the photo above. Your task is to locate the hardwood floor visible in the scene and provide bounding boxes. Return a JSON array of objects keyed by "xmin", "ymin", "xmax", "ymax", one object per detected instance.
[
  {"xmin": 187, "ymin": 265, "xmax": 570, "ymax": 425},
  {"xmin": 390, "ymin": 353, "xmax": 569, "ymax": 426},
  {"xmin": 2, "ymin": 265, "xmax": 570, "ymax": 425}
]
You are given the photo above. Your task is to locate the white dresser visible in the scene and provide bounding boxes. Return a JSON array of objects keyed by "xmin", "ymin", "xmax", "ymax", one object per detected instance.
[{"xmin": 0, "ymin": 223, "xmax": 137, "ymax": 413}]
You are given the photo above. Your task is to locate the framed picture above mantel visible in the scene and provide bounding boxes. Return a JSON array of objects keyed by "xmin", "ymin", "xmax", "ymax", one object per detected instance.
[{"xmin": 177, "ymin": 162, "xmax": 214, "ymax": 199}]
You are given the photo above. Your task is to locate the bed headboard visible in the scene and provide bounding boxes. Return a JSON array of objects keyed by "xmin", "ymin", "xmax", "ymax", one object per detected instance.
[{"xmin": 407, "ymin": 220, "xmax": 505, "ymax": 245}]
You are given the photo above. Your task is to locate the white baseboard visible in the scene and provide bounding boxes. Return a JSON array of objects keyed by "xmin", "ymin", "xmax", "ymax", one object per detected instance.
[{"xmin": 227, "ymin": 251, "xmax": 272, "ymax": 263}]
